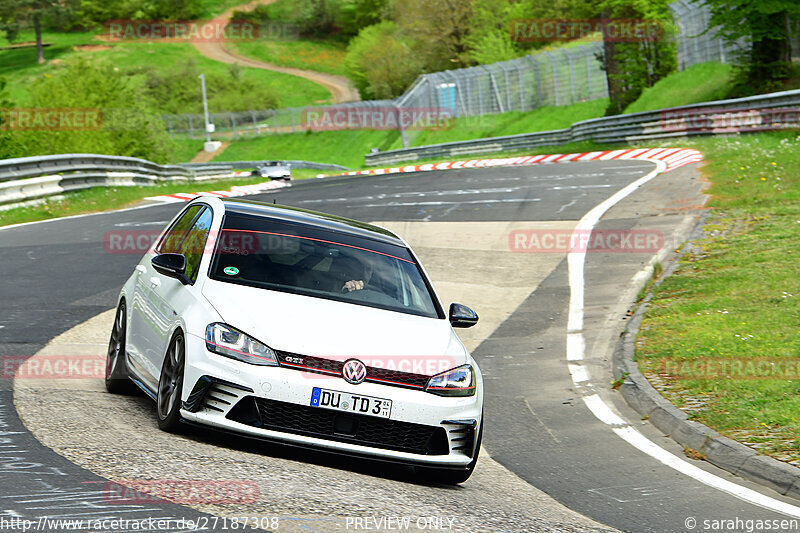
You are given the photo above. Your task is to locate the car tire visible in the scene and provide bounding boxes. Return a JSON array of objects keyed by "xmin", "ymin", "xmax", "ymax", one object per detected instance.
[
  {"xmin": 105, "ymin": 301, "xmax": 137, "ymax": 395},
  {"xmin": 416, "ymin": 418, "xmax": 483, "ymax": 484},
  {"xmin": 157, "ymin": 332, "xmax": 186, "ymax": 433}
]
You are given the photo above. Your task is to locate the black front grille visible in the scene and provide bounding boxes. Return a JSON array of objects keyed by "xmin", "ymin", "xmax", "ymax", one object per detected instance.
[
  {"xmin": 227, "ymin": 396, "xmax": 449, "ymax": 456},
  {"xmin": 275, "ymin": 351, "xmax": 432, "ymax": 390}
]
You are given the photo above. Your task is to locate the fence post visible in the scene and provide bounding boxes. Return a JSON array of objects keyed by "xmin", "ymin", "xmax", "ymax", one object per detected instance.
[
  {"xmin": 584, "ymin": 48, "xmax": 593, "ymax": 99},
  {"xmin": 188, "ymin": 115, "xmax": 194, "ymax": 138},
  {"xmin": 230, "ymin": 112, "xmax": 237, "ymax": 139},
  {"xmin": 545, "ymin": 52, "xmax": 559, "ymax": 106},
  {"xmin": 566, "ymin": 50, "xmax": 576, "ymax": 103},
  {"xmin": 517, "ymin": 64, "xmax": 525, "ymax": 112}
]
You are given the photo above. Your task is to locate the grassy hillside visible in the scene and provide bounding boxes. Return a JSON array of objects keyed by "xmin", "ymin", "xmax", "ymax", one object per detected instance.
[
  {"xmin": 207, "ymin": 99, "xmax": 607, "ymax": 167},
  {"xmin": 232, "ymin": 40, "xmax": 348, "ymax": 77},
  {"xmin": 624, "ymin": 62, "xmax": 734, "ymax": 114},
  {"xmin": 0, "ymin": 32, "xmax": 331, "ymax": 109}
]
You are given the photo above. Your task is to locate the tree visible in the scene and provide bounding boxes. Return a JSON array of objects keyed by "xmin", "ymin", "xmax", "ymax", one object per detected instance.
[
  {"xmin": 703, "ymin": 0, "xmax": 800, "ymax": 93},
  {"xmin": 345, "ymin": 21, "xmax": 422, "ymax": 99},
  {"xmin": 395, "ymin": 0, "xmax": 474, "ymax": 70},
  {"xmin": 11, "ymin": 58, "xmax": 176, "ymax": 162},
  {"xmin": 0, "ymin": 0, "xmax": 74, "ymax": 64},
  {"xmin": 0, "ymin": 77, "xmax": 20, "ymax": 160}
]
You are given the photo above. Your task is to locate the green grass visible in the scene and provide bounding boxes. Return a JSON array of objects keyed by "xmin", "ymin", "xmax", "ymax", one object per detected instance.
[
  {"xmin": 232, "ymin": 39, "xmax": 348, "ymax": 76},
  {"xmin": 198, "ymin": 0, "xmax": 247, "ymax": 18},
  {"xmin": 214, "ymin": 129, "xmax": 400, "ymax": 168},
  {"xmin": 171, "ymin": 139, "xmax": 205, "ymax": 163},
  {"xmin": 0, "ymin": 171, "xmax": 319, "ymax": 227},
  {"xmin": 402, "ymin": 99, "xmax": 608, "ymax": 148},
  {"xmin": 88, "ymin": 42, "xmax": 332, "ymax": 109},
  {"xmin": 209, "ymin": 99, "xmax": 609, "ymax": 167},
  {"xmin": 624, "ymin": 62, "xmax": 735, "ymax": 114},
  {"xmin": 0, "ymin": 31, "xmax": 100, "ymax": 104},
  {"xmin": 0, "ymin": 32, "xmax": 332, "ymax": 109},
  {"xmin": 634, "ymin": 131, "xmax": 800, "ymax": 465}
]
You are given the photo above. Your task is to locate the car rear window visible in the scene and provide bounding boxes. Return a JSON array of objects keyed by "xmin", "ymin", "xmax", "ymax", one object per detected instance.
[{"xmin": 208, "ymin": 214, "xmax": 443, "ymax": 319}]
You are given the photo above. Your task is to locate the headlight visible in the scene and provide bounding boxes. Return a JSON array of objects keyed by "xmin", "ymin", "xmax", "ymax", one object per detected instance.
[
  {"xmin": 426, "ymin": 365, "xmax": 475, "ymax": 397},
  {"xmin": 205, "ymin": 323, "xmax": 278, "ymax": 366}
]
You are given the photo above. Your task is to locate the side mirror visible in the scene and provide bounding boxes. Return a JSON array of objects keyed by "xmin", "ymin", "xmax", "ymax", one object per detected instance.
[
  {"xmin": 152, "ymin": 253, "xmax": 188, "ymax": 284},
  {"xmin": 449, "ymin": 303, "xmax": 478, "ymax": 328}
]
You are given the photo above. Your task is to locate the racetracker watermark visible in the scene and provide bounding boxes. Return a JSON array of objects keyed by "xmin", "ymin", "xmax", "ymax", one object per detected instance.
[
  {"xmin": 104, "ymin": 229, "xmax": 283, "ymax": 255},
  {"xmin": 510, "ymin": 18, "xmax": 664, "ymax": 42},
  {"xmin": 509, "ymin": 229, "xmax": 663, "ymax": 253},
  {"xmin": 289, "ymin": 355, "xmax": 460, "ymax": 381},
  {"xmin": 102, "ymin": 19, "xmax": 274, "ymax": 42},
  {"xmin": 103, "ymin": 480, "xmax": 259, "ymax": 504},
  {"xmin": 1, "ymin": 355, "xmax": 106, "ymax": 380},
  {"xmin": 660, "ymin": 107, "xmax": 800, "ymax": 133},
  {"xmin": 659, "ymin": 358, "xmax": 800, "ymax": 381},
  {"xmin": 0, "ymin": 108, "xmax": 102, "ymax": 131},
  {"xmin": 301, "ymin": 107, "xmax": 454, "ymax": 132}
]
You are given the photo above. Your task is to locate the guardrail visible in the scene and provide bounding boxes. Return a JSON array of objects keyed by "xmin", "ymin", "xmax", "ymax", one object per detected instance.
[
  {"xmin": 0, "ymin": 154, "xmax": 352, "ymax": 209},
  {"xmin": 180, "ymin": 160, "xmax": 349, "ymax": 171},
  {"xmin": 364, "ymin": 89, "xmax": 800, "ymax": 166},
  {"xmin": 0, "ymin": 154, "xmax": 237, "ymax": 208}
]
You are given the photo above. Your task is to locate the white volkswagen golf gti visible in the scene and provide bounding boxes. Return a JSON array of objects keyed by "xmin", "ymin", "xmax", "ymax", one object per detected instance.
[{"xmin": 106, "ymin": 197, "xmax": 484, "ymax": 483}]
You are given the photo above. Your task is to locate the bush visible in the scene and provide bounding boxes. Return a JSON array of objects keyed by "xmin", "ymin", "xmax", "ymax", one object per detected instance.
[
  {"xmin": 136, "ymin": 59, "xmax": 281, "ymax": 114},
  {"xmin": 344, "ymin": 21, "xmax": 421, "ymax": 99},
  {"xmin": 7, "ymin": 58, "xmax": 175, "ymax": 163}
]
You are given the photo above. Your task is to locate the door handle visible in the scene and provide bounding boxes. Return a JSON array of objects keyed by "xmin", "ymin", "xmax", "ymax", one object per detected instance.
[
  {"xmin": 149, "ymin": 277, "xmax": 161, "ymax": 288},
  {"xmin": 135, "ymin": 265, "xmax": 146, "ymax": 274}
]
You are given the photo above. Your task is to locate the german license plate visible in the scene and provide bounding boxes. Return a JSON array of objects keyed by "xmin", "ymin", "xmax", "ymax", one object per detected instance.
[{"xmin": 310, "ymin": 387, "xmax": 392, "ymax": 419}]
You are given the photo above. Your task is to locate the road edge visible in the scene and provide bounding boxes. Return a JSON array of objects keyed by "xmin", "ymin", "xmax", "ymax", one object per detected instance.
[{"xmin": 612, "ymin": 213, "xmax": 800, "ymax": 501}]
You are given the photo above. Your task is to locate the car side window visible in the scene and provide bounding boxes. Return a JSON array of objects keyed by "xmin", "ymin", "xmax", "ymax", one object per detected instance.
[
  {"xmin": 159, "ymin": 205, "xmax": 203, "ymax": 254},
  {"xmin": 180, "ymin": 208, "xmax": 214, "ymax": 282}
]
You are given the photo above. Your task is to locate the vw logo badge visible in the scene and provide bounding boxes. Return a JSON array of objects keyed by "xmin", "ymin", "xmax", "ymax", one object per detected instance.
[{"xmin": 342, "ymin": 359, "xmax": 367, "ymax": 385}]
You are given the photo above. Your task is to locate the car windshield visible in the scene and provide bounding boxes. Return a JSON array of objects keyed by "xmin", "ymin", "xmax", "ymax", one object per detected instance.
[{"xmin": 208, "ymin": 213, "xmax": 442, "ymax": 319}]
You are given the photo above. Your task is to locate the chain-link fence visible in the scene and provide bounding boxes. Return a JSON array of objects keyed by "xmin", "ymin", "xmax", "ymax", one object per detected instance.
[
  {"xmin": 164, "ymin": 42, "xmax": 607, "ymax": 141},
  {"xmin": 163, "ymin": 1, "xmax": 799, "ymax": 143},
  {"xmin": 669, "ymin": 0, "xmax": 747, "ymax": 69}
]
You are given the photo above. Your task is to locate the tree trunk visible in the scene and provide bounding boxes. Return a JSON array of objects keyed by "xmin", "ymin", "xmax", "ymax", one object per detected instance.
[
  {"xmin": 750, "ymin": 11, "xmax": 792, "ymax": 86},
  {"xmin": 34, "ymin": 14, "xmax": 45, "ymax": 64},
  {"xmin": 603, "ymin": 37, "xmax": 625, "ymax": 115}
]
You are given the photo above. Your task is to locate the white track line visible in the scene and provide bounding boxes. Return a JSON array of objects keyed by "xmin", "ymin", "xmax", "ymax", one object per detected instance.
[{"xmin": 566, "ymin": 160, "xmax": 800, "ymax": 517}]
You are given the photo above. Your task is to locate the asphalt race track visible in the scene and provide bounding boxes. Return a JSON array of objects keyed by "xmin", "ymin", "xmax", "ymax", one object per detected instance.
[{"xmin": 2, "ymin": 161, "xmax": 799, "ymax": 532}]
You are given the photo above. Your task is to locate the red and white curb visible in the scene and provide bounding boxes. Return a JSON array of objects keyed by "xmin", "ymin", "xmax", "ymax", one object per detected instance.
[
  {"xmin": 145, "ymin": 180, "xmax": 289, "ymax": 204},
  {"xmin": 341, "ymin": 148, "xmax": 703, "ymax": 177}
]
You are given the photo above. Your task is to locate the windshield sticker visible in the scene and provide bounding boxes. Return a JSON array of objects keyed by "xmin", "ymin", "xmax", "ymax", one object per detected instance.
[{"xmin": 223, "ymin": 266, "xmax": 239, "ymax": 276}]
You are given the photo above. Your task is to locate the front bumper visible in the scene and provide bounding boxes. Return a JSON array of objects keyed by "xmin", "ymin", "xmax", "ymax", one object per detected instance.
[{"xmin": 180, "ymin": 334, "xmax": 483, "ymax": 467}]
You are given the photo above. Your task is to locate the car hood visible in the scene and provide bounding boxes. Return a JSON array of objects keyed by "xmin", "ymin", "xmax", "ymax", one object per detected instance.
[{"xmin": 202, "ymin": 280, "xmax": 468, "ymax": 372}]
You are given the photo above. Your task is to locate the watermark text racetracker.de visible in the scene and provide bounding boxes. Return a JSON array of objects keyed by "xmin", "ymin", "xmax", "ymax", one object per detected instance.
[
  {"xmin": 659, "ymin": 358, "xmax": 800, "ymax": 381},
  {"xmin": 0, "ymin": 108, "xmax": 102, "ymax": 131},
  {"xmin": 101, "ymin": 19, "xmax": 299, "ymax": 42},
  {"xmin": 104, "ymin": 479, "xmax": 258, "ymax": 505},
  {"xmin": 302, "ymin": 107, "xmax": 454, "ymax": 132},
  {"xmin": 0, "ymin": 516, "xmax": 280, "ymax": 531},
  {"xmin": 509, "ymin": 229, "xmax": 663, "ymax": 253},
  {"xmin": 510, "ymin": 18, "xmax": 664, "ymax": 42}
]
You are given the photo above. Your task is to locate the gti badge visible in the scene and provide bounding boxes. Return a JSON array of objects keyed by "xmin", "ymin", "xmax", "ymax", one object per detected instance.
[{"xmin": 342, "ymin": 359, "xmax": 367, "ymax": 385}]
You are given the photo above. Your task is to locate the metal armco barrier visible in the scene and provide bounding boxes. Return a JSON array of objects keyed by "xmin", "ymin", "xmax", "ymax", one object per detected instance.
[
  {"xmin": 0, "ymin": 154, "xmax": 235, "ymax": 208},
  {"xmin": 0, "ymin": 154, "xmax": 351, "ymax": 208},
  {"xmin": 364, "ymin": 89, "xmax": 800, "ymax": 167}
]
